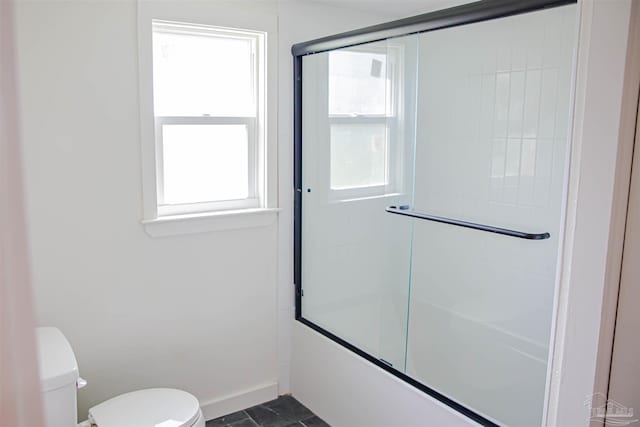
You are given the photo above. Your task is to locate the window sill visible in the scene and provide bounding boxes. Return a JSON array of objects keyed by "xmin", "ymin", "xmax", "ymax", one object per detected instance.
[
  {"xmin": 330, "ymin": 192, "xmax": 405, "ymax": 204},
  {"xmin": 141, "ymin": 208, "xmax": 280, "ymax": 237}
]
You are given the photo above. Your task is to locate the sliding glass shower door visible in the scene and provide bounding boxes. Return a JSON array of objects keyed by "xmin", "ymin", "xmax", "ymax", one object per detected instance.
[
  {"xmin": 301, "ymin": 35, "xmax": 419, "ymax": 369},
  {"xmin": 403, "ymin": 8, "xmax": 576, "ymax": 425},
  {"xmin": 296, "ymin": 2, "xmax": 577, "ymax": 425}
]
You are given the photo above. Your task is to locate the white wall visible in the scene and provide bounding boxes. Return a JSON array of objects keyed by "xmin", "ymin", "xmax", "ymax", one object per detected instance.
[{"xmin": 16, "ymin": 0, "xmax": 279, "ymax": 419}]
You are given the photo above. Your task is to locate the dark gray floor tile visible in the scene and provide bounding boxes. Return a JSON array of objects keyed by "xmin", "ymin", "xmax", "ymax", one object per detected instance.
[
  {"xmin": 206, "ymin": 410, "xmax": 250, "ymax": 427},
  {"xmin": 228, "ymin": 419, "xmax": 259, "ymax": 427},
  {"xmin": 210, "ymin": 396, "xmax": 329, "ymax": 427},
  {"xmin": 262, "ymin": 395, "xmax": 314, "ymax": 421},
  {"xmin": 300, "ymin": 416, "xmax": 330, "ymax": 427},
  {"xmin": 245, "ymin": 404, "xmax": 281, "ymax": 426}
]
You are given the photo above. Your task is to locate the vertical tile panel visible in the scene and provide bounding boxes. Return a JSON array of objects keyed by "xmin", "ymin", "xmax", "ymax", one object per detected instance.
[
  {"xmin": 525, "ymin": 11, "xmax": 544, "ymax": 69},
  {"xmin": 542, "ymin": 9, "xmax": 563, "ymax": 68},
  {"xmin": 490, "ymin": 138, "xmax": 507, "ymax": 202},
  {"xmin": 494, "ymin": 72, "xmax": 511, "ymax": 138},
  {"xmin": 496, "ymin": 21, "xmax": 512, "ymax": 72},
  {"xmin": 534, "ymin": 140, "xmax": 553, "ymax": 206},
  {"xmin": 518, "ymin": 138, "xmax": 537, "ymax": 206},
  {"xmin": 479, "ymin": 73, "xmax": 497, "ymax": 140},
  {"xmin": 523, "ymin": 69, "xmax": 542, "ymax": 139},
  {"xmin": 508, "ymin": 71, "xmax": 526, "ymax": 138},
  {"xmin": 539, "ymin": 69, "xmax": 559, "ymax": 140},
  {"xmin": 504, "ymin": 138, "xmax": 522, "ymax": 205},
  {"xmin": 511, "ymin": 18, "xmax": 527, "ymax": 71}
]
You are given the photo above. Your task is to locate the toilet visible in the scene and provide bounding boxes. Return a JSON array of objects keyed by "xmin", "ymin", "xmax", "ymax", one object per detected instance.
[{"xmin": 36, "ymin": 327, "xmax": 205, "ymax": 427}]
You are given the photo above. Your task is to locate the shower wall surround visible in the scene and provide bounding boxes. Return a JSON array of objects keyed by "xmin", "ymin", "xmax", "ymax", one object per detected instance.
[{"xmin": 294, "ymin": 1, "xmax": 577, "ymax": 426}]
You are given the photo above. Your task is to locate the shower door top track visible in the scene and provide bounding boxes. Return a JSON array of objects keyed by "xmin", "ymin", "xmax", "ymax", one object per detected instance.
[{"xmin": 291, "ymin": 0, "xmax": 575, "ymax": 56}]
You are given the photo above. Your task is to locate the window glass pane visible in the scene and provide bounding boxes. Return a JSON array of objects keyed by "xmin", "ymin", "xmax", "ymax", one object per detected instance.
[
  {"xmin": 161, "ymin": 124, "xmax": 249, "ymax": 205},
  {"xmin": 153, "ymin": 30, "xmax": 254, "ymax": 117},
  {"xmin": 329, "ymin": 50, "xmax": 387, "ymax": 116},
  {"xmin": 330, "ymin": 123, "xmax": 387, "ymax": 189}
]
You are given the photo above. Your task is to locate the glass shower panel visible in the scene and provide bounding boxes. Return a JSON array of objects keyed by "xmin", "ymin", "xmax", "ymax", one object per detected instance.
[
  {"xmin": 301, "ymin": 36, "xmax": 419, "ymax": 368},
  {"xmin": 404, "ymin": 5, "xmax": 576, "ymax": 426}
]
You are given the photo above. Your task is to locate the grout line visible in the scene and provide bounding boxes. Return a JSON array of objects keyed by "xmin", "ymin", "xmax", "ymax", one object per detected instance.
[
  {"xmin": 299, "ymin": 417, "xmax": 315, "ymax": 427},
  {"xmin": 244, "ymin": 410, "xmax": 260, "ymax": 427}
]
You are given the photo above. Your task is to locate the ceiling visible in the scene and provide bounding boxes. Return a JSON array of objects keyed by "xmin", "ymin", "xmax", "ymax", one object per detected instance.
[{"xmin": 307, "ymin": 0, "xmax": 476, "ymax": 19}]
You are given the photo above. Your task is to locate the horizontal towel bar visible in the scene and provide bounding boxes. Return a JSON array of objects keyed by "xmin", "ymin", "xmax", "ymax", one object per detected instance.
[{"xmin": 385, "ymin": 206, "xmax": 550, "ymax": 240}]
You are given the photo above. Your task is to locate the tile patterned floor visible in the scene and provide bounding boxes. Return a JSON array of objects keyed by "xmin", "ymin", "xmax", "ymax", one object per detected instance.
[{"xmin": 206, "ymin": 396, "xmax": 330, "ymax": 427}]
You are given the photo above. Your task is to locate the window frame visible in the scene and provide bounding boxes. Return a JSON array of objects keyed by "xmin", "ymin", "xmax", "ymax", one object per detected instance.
[
  {"xmin": 137, "ymin": 2, "xmax": 278, "ymax": 237},
  {"xmin": 152, "ymin": 21, "xmax": 263, "ymax": 217}
]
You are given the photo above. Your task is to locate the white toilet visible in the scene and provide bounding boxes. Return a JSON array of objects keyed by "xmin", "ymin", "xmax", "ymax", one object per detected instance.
[{"xmin": 36, "ymin": 327, "xmax": 206, "ymax": 427}]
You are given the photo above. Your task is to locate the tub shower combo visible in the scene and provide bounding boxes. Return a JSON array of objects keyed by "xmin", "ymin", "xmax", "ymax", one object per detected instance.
[{"xmin": 293, "ymin": 0, "xmax": 578, "ymax": 425}]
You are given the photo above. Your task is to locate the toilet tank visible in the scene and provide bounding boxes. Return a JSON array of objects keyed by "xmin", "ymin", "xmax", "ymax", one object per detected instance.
[{"xmin": 36, "ymin": 327, "xmax": 81, "ymax": 427}]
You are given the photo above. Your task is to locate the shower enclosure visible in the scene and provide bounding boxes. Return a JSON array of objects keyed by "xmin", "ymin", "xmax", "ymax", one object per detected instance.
[{"xmin": 293, "ymin": 1, "xmax": 577, "ymax": 425}]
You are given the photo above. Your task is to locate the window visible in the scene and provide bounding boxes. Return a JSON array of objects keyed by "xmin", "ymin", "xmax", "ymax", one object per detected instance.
[
  {"xmin": 327, "ymin": 47, "xmax": 399, "ymax": 199},
  {"xmin": 150, "ymin": 21, "xmax": 266, "ymax": 217},
  {"xmin": 151, "ymin": 21, "xmax": 263, "ymax": 216},
  {"xmin": 137, "ymin": 4, "xmax": 277, "ymax": 237}
]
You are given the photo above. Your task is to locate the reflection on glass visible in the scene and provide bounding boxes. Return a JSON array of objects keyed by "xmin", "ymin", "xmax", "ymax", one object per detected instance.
[
  {"xmin": 329, "ymin": 50, "xmax": 388, "ymax": 116},
  {"xmin": 301, "ymin": 35, "xmax": 418, "ymax": 370},
  {"xmin": 328, "ymin": 48, "xmax": 392, "ymax": 192},
  {"xmin": 162, "ymin": 124, "xmax": 248, "ymax": 204},
  {"xmin": 330, "ymin": 124, "xmax": 388, "ymax": 189}
]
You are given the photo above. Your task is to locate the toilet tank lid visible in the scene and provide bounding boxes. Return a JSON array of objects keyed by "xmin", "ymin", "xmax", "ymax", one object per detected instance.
[{"xmin": 36, "ymin": 327, "xmax": 79, "ymax": 391}]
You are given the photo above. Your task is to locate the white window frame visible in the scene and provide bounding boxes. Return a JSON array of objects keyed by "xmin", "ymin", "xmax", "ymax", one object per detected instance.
[
  {"xmin": 152, "ymin": 22, "xmax": 262, "ymax": 217},
  {"xmin": 137, "ymin": 3, "xmax": 278, "ymax": 237}
]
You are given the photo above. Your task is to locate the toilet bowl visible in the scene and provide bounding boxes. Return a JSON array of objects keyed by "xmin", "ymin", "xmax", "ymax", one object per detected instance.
[{"xmin": 36, "ymin": 327, "xmax": 205, "ymax": 427}]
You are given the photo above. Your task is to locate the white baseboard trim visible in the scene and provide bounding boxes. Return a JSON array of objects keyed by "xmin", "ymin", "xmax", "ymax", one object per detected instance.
[{"xmin": 200, "ymin": 383, "xmax": 279, "ymax": 421}]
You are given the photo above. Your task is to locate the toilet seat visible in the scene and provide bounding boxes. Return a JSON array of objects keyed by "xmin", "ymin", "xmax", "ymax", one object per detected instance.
[{"xmin": 88, "ymin": 388, "xmax": 203, "ymax": 427}]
